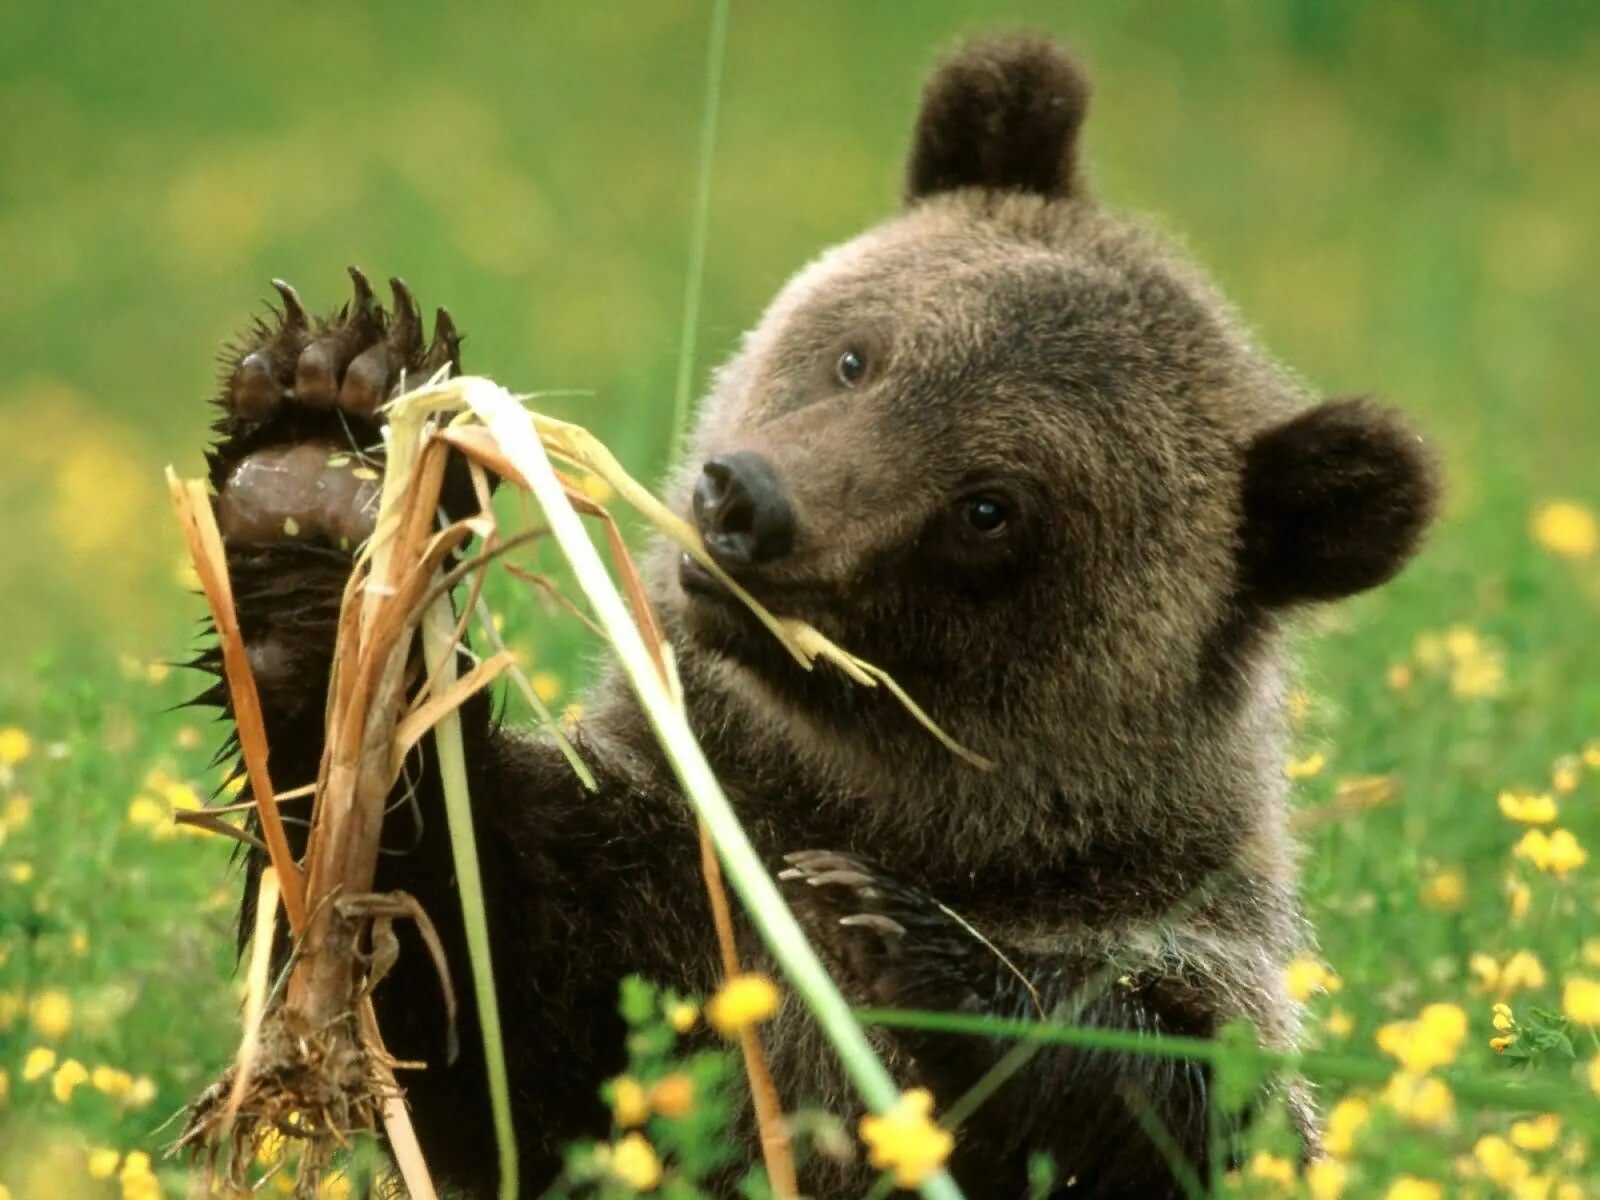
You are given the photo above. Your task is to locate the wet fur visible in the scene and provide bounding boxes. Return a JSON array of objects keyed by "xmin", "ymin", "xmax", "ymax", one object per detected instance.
[{"xmin": 194, "ymin": 35, "xmax": 1437, "ymax": 1200}]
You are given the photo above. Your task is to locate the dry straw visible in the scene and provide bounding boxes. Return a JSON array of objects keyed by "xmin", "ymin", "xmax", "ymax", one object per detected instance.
[{"xmin": 170, "ymin": 373, "xmax": 982, "ymax": 1200}]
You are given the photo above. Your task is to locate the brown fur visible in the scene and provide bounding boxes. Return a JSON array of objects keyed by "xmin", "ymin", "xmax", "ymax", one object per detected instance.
[{"xmin": 193, "ymin": 35, "xmax": 1437, "ymax": 1199}]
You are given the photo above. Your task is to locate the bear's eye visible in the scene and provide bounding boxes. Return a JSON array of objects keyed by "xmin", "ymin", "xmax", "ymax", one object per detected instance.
[
  {"xmin": 835, "ymin": 347, "xmax": 867, "ymax": 387},
  {"xmin": 963, "ymin": 494, "xmax": 1009, "ymax": 536}
]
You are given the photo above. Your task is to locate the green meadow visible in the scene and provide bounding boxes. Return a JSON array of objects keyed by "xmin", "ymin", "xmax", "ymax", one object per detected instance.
[{"xmin": 1, "ymin": 3, "xmax": 1597, "ymax": 1197}]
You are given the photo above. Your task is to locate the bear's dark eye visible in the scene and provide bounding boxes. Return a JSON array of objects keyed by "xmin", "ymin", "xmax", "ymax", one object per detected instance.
[
  {"xmin": 835, "ymin": 347, "xmax": 867, "ymax": 387},
  {"xmin": 963, "ymin": 494, "xmax": 1009, "ymax": 536}
]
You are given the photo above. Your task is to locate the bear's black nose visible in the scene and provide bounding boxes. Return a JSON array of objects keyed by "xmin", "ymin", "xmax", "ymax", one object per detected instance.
[{"xmin": 692, "ymin": 451, "xmax": 795, "ymax": 568}]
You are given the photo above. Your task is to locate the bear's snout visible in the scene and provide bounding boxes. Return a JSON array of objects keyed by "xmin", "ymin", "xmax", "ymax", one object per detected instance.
[{"xmin": 692, "ymin": 451, "xmax": 796, "ymax": 570}]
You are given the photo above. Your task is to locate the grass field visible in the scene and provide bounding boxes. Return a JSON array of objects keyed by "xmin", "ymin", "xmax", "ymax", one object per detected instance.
[{"xmin": 2, "ymin": 3, "xmax": 1599, "ymax": 1197}]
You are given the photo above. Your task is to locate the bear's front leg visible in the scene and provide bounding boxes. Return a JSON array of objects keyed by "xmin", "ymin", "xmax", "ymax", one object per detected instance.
[{"xmin": 779, "ymin": 850, "xmax": 1222, "ymax": 1199}]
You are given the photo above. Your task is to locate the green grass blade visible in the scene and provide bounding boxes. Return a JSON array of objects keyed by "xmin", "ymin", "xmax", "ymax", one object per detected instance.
[{"xmin": 669, "ymin": 0, "xmax": 731, "ymax": 452}]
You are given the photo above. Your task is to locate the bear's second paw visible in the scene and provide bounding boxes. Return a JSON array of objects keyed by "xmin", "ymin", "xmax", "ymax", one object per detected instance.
[{"xmin": 778, "ymin": 850, "xmax": 985, "ymax": 1010}]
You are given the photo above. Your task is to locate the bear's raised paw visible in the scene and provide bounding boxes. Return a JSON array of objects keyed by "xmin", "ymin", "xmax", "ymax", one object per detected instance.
[{"xmin": 208, "ymin": 267, "xmax": 462, "ymax": 552}]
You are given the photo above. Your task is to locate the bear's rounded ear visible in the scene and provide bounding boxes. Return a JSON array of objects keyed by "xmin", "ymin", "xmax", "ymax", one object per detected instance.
[
  {"xmin": 905, "ymin": 35, "xmax": 1091, "ymax": 205},
  {"xmin": 1240, "ymin": 398, "xmax": 1440, "ymax": 608}
]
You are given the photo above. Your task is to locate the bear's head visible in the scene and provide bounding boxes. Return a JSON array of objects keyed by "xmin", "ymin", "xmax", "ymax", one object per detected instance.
[{"xmin": 656, "ymin": 36, "xmax": 1437, "ymax": 865}]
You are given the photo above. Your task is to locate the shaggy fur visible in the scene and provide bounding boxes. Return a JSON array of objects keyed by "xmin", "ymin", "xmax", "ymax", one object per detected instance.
[{"xmin": 193, "ymin": 35, "xmax": 1438, "ymax": 1200}]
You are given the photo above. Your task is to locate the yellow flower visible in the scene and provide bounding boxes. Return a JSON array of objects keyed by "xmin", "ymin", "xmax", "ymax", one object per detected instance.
[
  {"xmin": 1386, "ymin": 662, "xmax": 1413, "ymax": 691},
  {"xmin": 1499, "ymin": 790, "xmax": 1558, "ymax": 825},
  {"xmin": 1551, "ymin": 757, "xmax": 1581, "ymax": 794},
  {"xmin": 1452, "ymin": 654, "xmax": 1504, "ymax": 699},
  {"xmin": 860, "ymin": 1088, "xmax": 954, "ymax": 1189},
  {"xmin": 1248, "ymin": 1150, "xmax": 1297, "ymax": 1187},
  {"xmin": 1509, "ymin": 878, "xmax": 1532, "ymax": 919},
  {"xmin": 0, "ymin": 990, "xmax": 18, "ymax": 1031},
  {"xmin": 6, "ymin": 862, "xmax": 33, "ymax": 884},
  {"xmin": 0, "ymin": 1067, "xmax": 8, "ymax": 1103},
  {"xmin": 1584, "ymin": 742, "xmax": 1600, "ymax": 770},
  {"xmin": 647, "ymin": 1073, "xmax": 695, "ymax": 1119},
  {"xmin": 666, "ymin": 1001, "xmax": 698, "ymax": 1033},
  {"xmin": 126, "ymin": 1075, "xmax": 158, "ymax": 1108},
  {"xmin": 1562, "ymin": 976, "xmax": 1600, "ymax": 1025},
  {"xmin": 1420, "ymin": 868, "xmax": 1466, "ymax": 910},
  {"xmin": 1587, "ymin": 1054, "xmax": 1600, "ymax": 1096},
  {"xmin": 1473, "ymin": 1135, "xmax": 1531, "ymax": 1187},
  {"xmin": 611, "ymin": 1075, "xmax": 649, "ymax": 1128},
  {"xmin": 1513, "ymin": 829, "xmax": 1589, "ymax": 876},
  {"xmin": 93, "ymin": 1065, "xmax": 134, "ymax": 1097},
  {"xmin": 52, "ymin": 1057, "xmax": 89, "ymax": 1102},
  {"xmin": 3, "ymin": 794, "xmax": 31, "ymax": 826},
  {"xmin": 1504, "ymin": 951, "xmax": 1546, "ymax": 990},
  {"xmin": 706, "ymin": 973, "xmax": 781, "ymax": 1035},
  {"xmin": 88, "ymin": 1147, "xmax": 122, "ymax": 1179},
  {"xmin": 531, "ymin": 672, "xmax": 563, "ymax": 704},
  {"xmin": 319, "ymin": 1174, "xmax": 352, "ymax": 1200},
  {"xmin": 1325, "ymin": 1008, "xmax": 1354, "ymax": 1037},
  {"xmin": 1284, "ymin": 957, "xmax": 1341, "ymax": 1002},
  {"xmin": 1509, "ymin": 1114, "xmax": 1560, "ymax": 1151},
  {"xmin": 1376, "ymin": 1003, "xmax": 1467, "ymax": 1072},
  {"xmin": 30, "ymin": 988, "xmax": 72, "ymax": 1040},
  {"xmin": 1306, "ymin": 1158, "xmax": 1348, "ymax": 1200},
  {"xmin": 1532, "ymin": 500, "xmax": 1597, "ymax": 559},
  {"xmin": 1492, "ymin": 1002, "xmax": 1517, "ymax": 1032},
  {"xmin": 22, "ymin": 1045, "xmax": 56, "ymax": 1081},
  {"xmin": 1383, "ymin": 1072, "xmax": 1454, "ymax": 1128},
  {"xmin": 1322, "ymin": 1096, "xmax": 1370, "ymax": 1158},
  {"xmin": 609, "ymin": 1132, "xmax": 662, "ymax": 1191},
  {"xmin": 1385, "ymin": 1178, "xmax": 1443, "ymax": 1200},
  {"xmin": 126, "ymin": 795, "xmax": 166, "ymax": 829},
  {"xmin": 1285, "ymin": 752, "xmax": 1326, "ymax": 780},
  {"xmin": 0, "ymin": 727, "xmax": 32, "ymax": 766}
]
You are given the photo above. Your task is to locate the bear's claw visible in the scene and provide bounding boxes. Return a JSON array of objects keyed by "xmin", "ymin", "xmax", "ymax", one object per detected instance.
[{"xmin": 208, "ymin": 269, "xmax": 464, "ymax": 551}]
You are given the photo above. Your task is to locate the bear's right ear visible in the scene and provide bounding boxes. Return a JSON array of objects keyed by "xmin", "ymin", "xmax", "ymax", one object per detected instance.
[{"xmin": 905, "ymin": 35, "xmax": 1092, "ymax": 205}]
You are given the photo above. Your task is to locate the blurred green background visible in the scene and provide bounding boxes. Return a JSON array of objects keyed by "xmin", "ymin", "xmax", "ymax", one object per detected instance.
[{"xmin": 2, "ymin": 3, "xmax": 1599, "ymax": 1196}]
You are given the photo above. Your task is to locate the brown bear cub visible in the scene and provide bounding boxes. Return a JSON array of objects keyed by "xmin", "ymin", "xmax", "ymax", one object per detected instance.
[{"xmin": 194, "ymin": 36, "xmax": 1436, "ymax": 1200}]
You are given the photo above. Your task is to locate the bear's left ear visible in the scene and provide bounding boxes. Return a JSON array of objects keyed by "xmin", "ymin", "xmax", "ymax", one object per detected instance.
[
  {"xmin": 1240, "ymin": 399, "xmax": 1440, "ymax": 607},
  {"xmin": 905, "ymin": 35, "xmax": 1091, "ymax": 204}
]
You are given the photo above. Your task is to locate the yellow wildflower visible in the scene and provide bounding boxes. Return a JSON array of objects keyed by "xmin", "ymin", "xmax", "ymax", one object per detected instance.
[
  {"xmin": 1509, "ymin": 1114, "xmax": 1560, "ymax": 1151},
  {"xmin": 1383, "ymin": 1072, "xmax": 1454, "ymax": 1128},
  {"xmin": 611, "ymin": 1075, "xmax": 649, "ymax": 1128},
  {"xmin": 1336, "ymin": 774, "xmax": 1396, "ymax": 808},
  {"xmin": 1499, "ymin": 790, "xmax": 1558, "ymax": 825},
  {"xmin": 1445, "ymin": 625, "xmax": 1480, "ymax": 659},
  {"xmin": 1583, "ymin": 938, "xmax": 1600, "ymax": 968},
  {"xmin": 706, "ymin": 973, "xmax": 781, "ymax": 1035},
  {"xmin": 120, "ymin": 1151, "xmax": 161, "ymax": 1200},
  {"xmin": 1513, "ymin": 828, "xmax": 1588, "ymax": 876},
  {"xmin": 1420, "ymin": 867, "xmax": 1466, "ymax": 910},
  {"xmin": 1551, "ymin": 756, "xmax": 1581, "ymax": 794},
  {"xmin": 1584, "ymin": 742, "xmax": 1600, "ymax": 769},
  {"xmin": 1284, "ymin": 957, "xmax": 1341, "ymax": 1002},
  {"xmin": 22, "ymin": 1045, "xmax": 56, "ymax": 1081},
  {"xmin": 1490, "ymin": 1002, "xmax": 1519, "ymax": 1053},
  {"xmin": 126, "ymin": 795, "xmax": 166, "ymax": 829},
  {"xmin": 666, "ymin": 1001, "xmax": 698, "ymax": 1033},
  {"xmin": 52, "ymin": 1057, "xmax": 89, "ymax": 1102},
  {"xmin": 126, "ymin": 1075, "xmax": 157, "ymax": 1108},
  {"xmin": 1376, "ymin": 1003, "xmax": 1467, "ymax": 1072},
  {"xmin": 1385, "ymin": 1178, "xmax": 1443, "ymax": 1200},
  {"xmin": 1587, "ymin": 1054, "xmax": 1600, "ymax": 1096},
  {"xmin": 0, "ymin": 727, "xmax": 32, "ymax": 765},
  {"xmin": 1306, "ymin": 1158, "xmax": 1348, "ymax": 1200},
  {"xmin": 610, "ymin": 1132, "xmax": 662, "ymax": 1192},
  {"xmin": 1248, "ymin": 1150, "xmax": 1297, "ymax": 1187},
  {"xmin": 1285, "ymin": 752, "xmax": 1326, "ymax": 780},
  {"xmin": 1501, "ymin": 951, "xmax": 1547, "ymax": 992},
  {"xmin": 0, "ymin": 990, "xmax": 19, "ymax": 1031},
  {"xmin": 1508, "ymin": 878, "xmax": 1532, "ymax": 920},
  {"xmin": 1414, "ymin": 631, "xmax": 1446, "ymax": 668},
  {"xmin": 88, "ymin": 1148, "xmax": 122, "ymax": 1179},
  {"xmin": 1325, "ymin": 1008, "xmax": 1354, "ymax": 1037},
  {"xmin": 0, "ymin": 1067, "xmax": 8, "ymax": 1103},
  {"xmin": 1562, "ymin": 976, "xmax": 1600, "ymax": 1025},
  {"xmin": 860, "ymin": 1088, "xmax": 955, "ymax": 1189},
  {"xmin": 1452, "ymin": 653, "xmax": 1504, "ymax": 699},
  {"xmin": 320, "ymin": 1174, "xmax": 352, "ymax": 1200},
  {"xmin": 531, "ymin": 672, "xmax": 563, "ymax": 703},
  {"xmin": 70, "ymin": 930, "xmax": 89, "ymax": 956},
  {"xmin": 1473, "ymin": 1135, "xmax": 1531, "ymax": 1188},
  {"xmin": 93, "ymin": 1065, "xmax": 134, "ymax": 1097},
  {"xmin": 647, "ymin": 1074, "xmax": 695, "ymax": 1119},
  {"xmin": 3, "ymin": 793, "xmax": 31, "ymax": 826},
  {"xmin": 30, "ymin": 988, "xmax": 72, "ymax": 1040},
  {"xmin": 1386, "ymin": 663, "xmax": 1413, "ymax": 691},
  {"xmin": 1532, "ymin": 500, "xmax": 1597, "ymax": 559},
  {"xmin": 1322, "ymin": 1096, "xmax": 1370, "ymax": 1157},
  {"xmin": 5, "ymin": 862, "xmax": 33, "ymax": 884}
]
